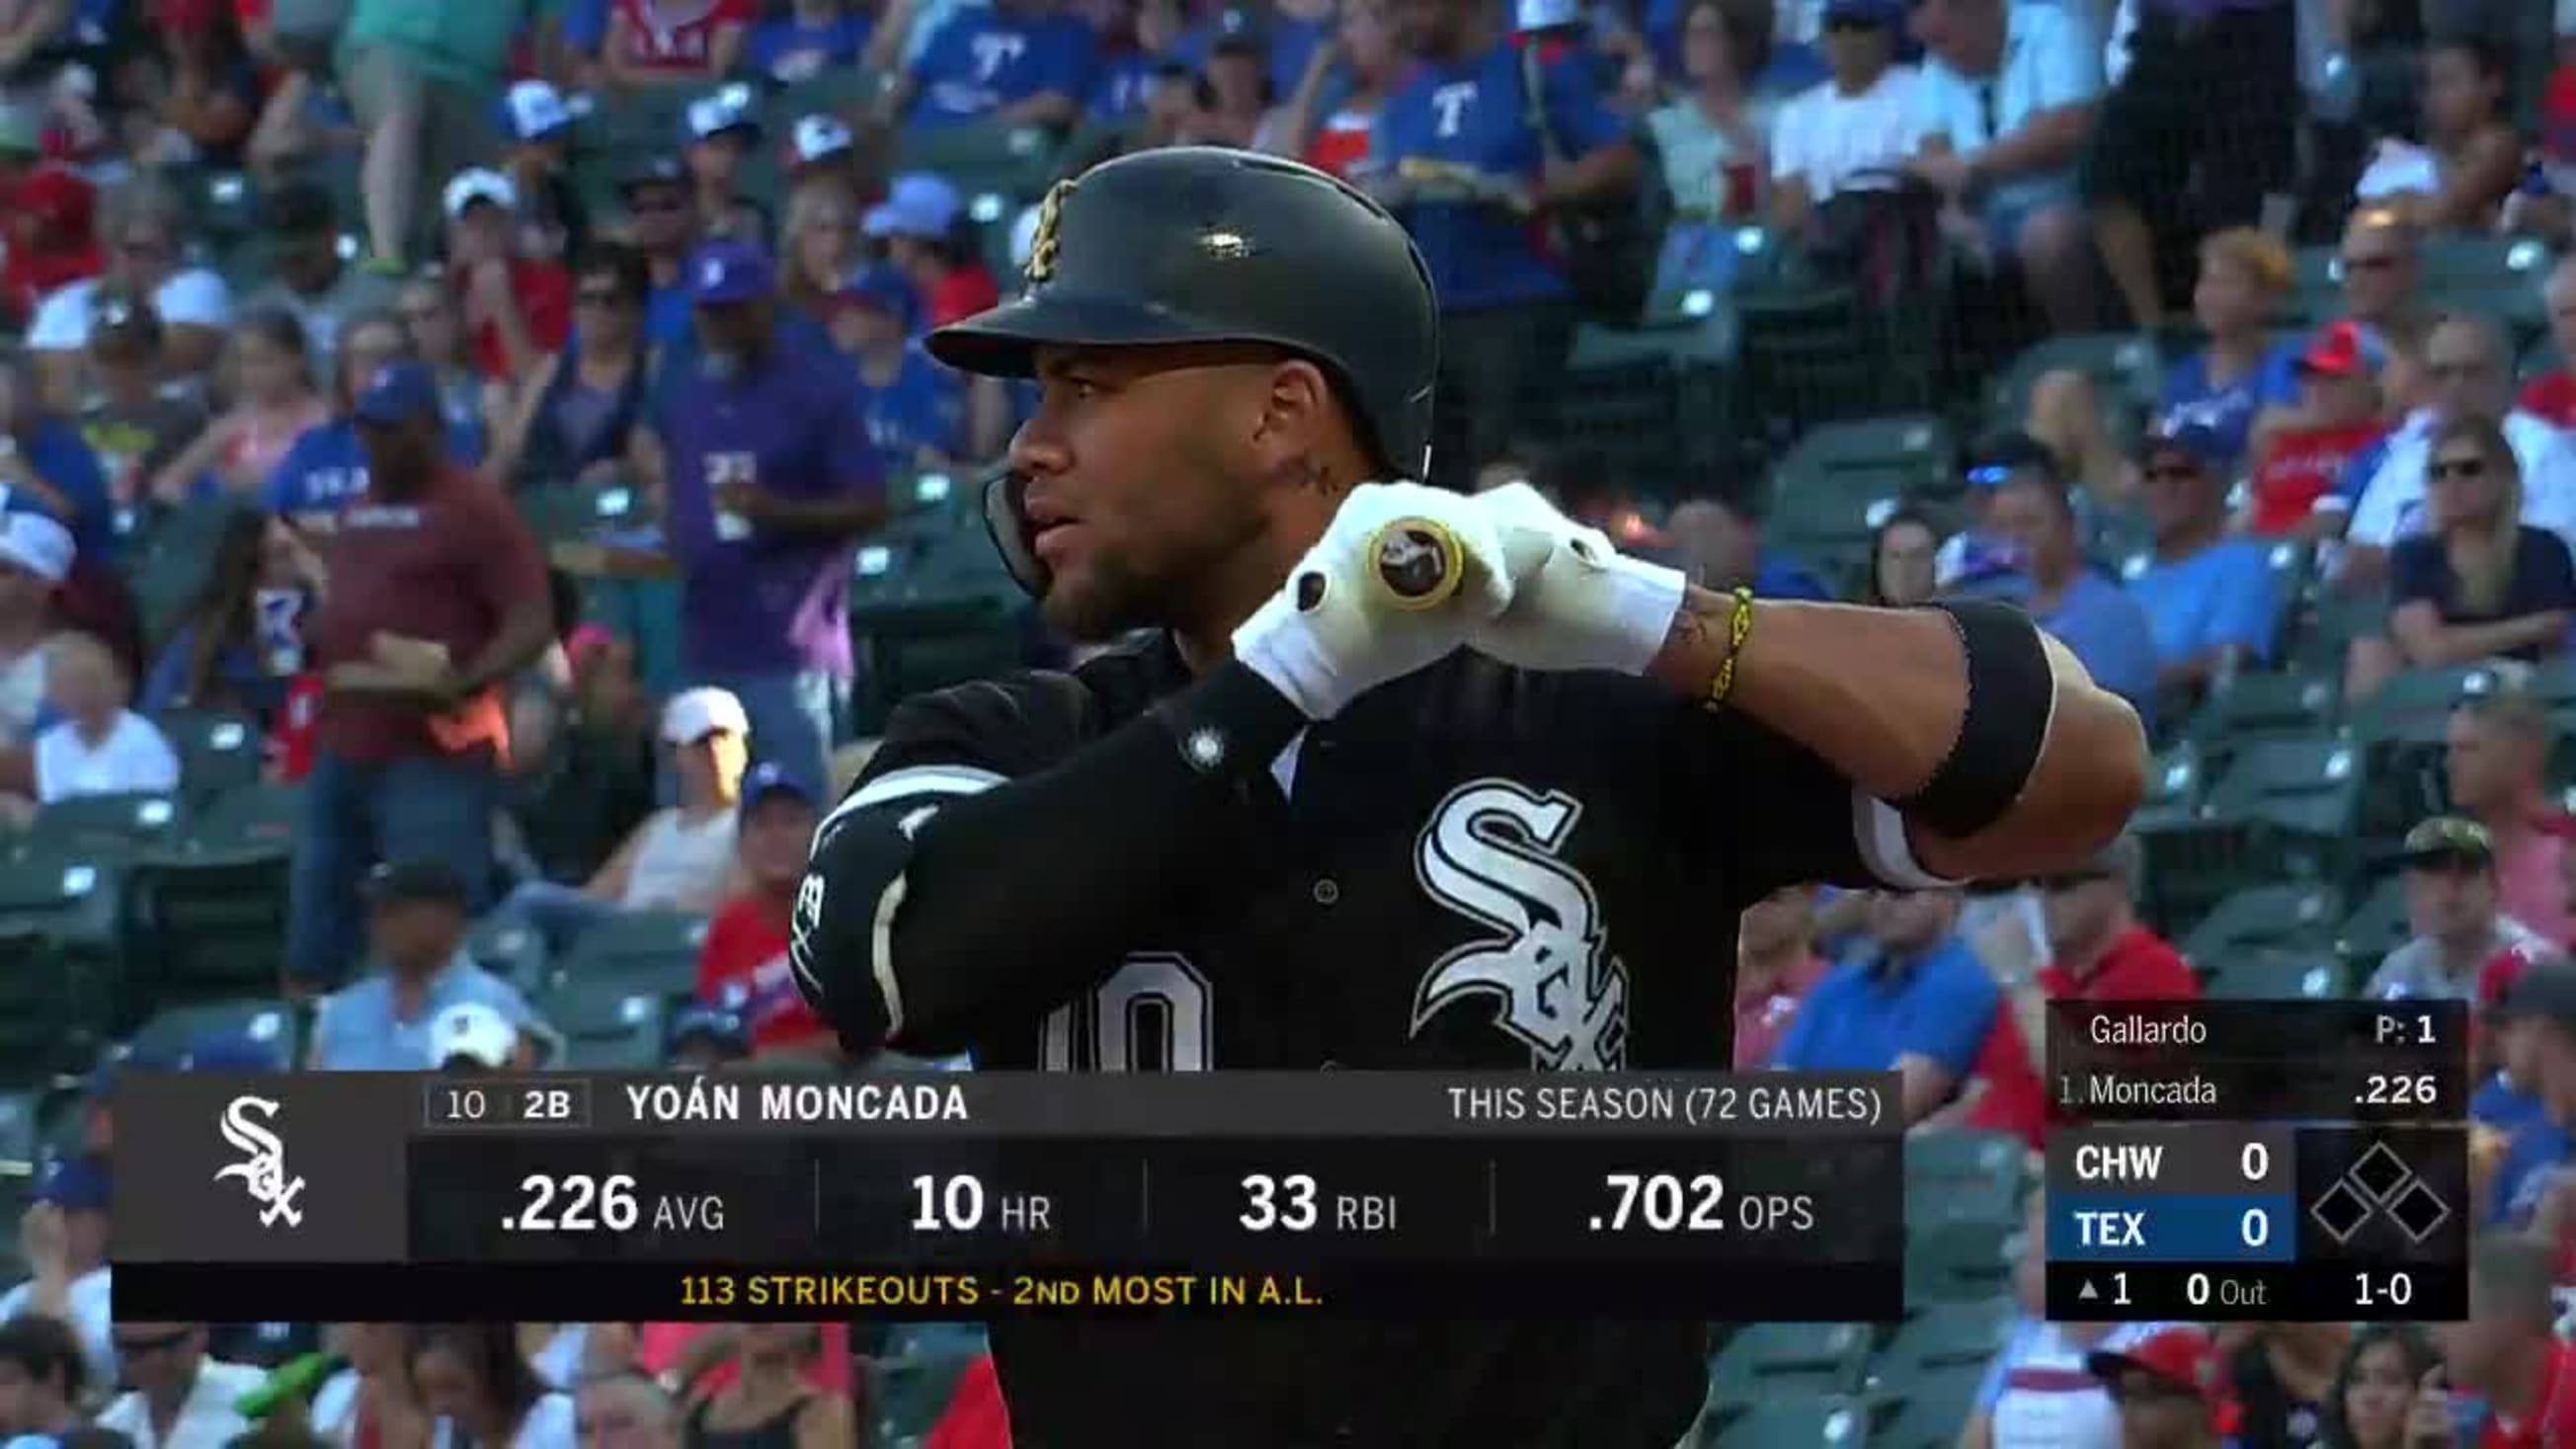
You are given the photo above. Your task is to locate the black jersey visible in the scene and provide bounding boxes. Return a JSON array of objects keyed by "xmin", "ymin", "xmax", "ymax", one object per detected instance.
[{"xmin": 838, "ymin": 633, "xmax": 1924, "ymax": 1446}]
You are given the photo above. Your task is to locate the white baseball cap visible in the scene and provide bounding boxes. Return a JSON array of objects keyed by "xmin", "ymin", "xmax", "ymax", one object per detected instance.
[
  {"xmin": 791, "ymin": 114, "xmax": 853, "ymax": 165},
  {"xmin": 662, "ymin": 686, "xmax": 750, "ymax": 745},
  {"xmin": 442, "ymin": 167, "xmax": 519, "ymax": 220},
  {"xmin": 0, "ymin": 512, "xmax": 73, "ymax": 584},
  {"xmin": 433, "ymin": 1002, "xmax": 519, "ymax": 1070}
]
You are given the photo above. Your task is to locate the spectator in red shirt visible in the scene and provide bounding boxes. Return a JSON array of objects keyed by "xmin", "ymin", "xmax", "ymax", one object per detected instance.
[
  {"xmin": 1732, "ymin": 884, "xmax": 1824, "ymax": 1070},
  {"xmin": 2086, "ymin": 1327, "xmax": 2237, "ymax": 1449},
  {"xmin": 694, "ymin": 761, "xmax": 838, "ymax": 1057},
  {"xmin": 284, "ymin": 361, "xmax": 554, "ymax": 987},
  {"xmin": 2431, "ymin": 1233, "xmax": 2576, "ymax": 1448},
  {"xmin": 2035, "ymin": 833, "xmax": 2198, "ymax": 1002},
  {"xmin": 0, "ymin": 166, "xmax": 98, "ymax": 330},
  {"xmin": 2244, "ymin": 321, "xmax": 2390, "ymax": 537},
  {"xmin": 442, "ymin": 167, "xmax": 573, "ymax": 383},
  {"xmin": 925, "ymin": 1355, "xmax": 1012, "ymax": 1449},
  {"xmin": 2520, "ymin": 255, "xmax": 2576, "ymax": 432},
  {"xmin": 867, "ymin": 173, "xmax": 1000, "ymax": 330},
  {"xmin": 605, "ymin": 0, "xmax": 753, "ymax": 90}
]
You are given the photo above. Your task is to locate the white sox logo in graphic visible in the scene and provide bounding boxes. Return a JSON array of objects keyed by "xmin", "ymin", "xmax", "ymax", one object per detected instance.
[
  {"xmin": 213, "ymin": 1095, "xmax": 306, "ymax": 1228},
  {"xmin": 1411, "ymin": 779, "xmax": 1629, "ymax": 1071}
]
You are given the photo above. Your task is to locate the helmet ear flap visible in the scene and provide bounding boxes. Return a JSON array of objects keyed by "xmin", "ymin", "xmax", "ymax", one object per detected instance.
[{"xmin": 983, "ymin": 468, "xmax": 1050, "ymax": 597}]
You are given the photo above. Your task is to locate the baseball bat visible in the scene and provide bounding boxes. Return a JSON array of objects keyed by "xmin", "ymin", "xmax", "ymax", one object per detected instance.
[{"xmin": 1365, "ymin": 517, "xmax": 1473, "ymax": 610}]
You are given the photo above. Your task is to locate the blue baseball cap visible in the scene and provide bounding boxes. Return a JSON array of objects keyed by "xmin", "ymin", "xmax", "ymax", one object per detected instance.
[
  {"xmin": 835, "ymin": 264, "xmax": 919, "ymax": 330},
  {"xmin": 351, "ymin": 360, "xmax": 442, "ymax": 426},
  {"xmin": 35, "ymin": 1156, "xmax": 106, "ymax": 1213},
  {"xmin": 1966, "ymin": 430, "xmax": 2058, "ymax": 488},
  {"xmin": 497, "ymin": 79, "xmax": 575, "ymax": 143},
  {"xmin": 863, "ymin": 173, "xmax": 962, "ymax": 241},
  {"xmin": 1821, "ymin": 0, "xmax": 1902, "ymax": 24},
  {"xmin": 689, "ymin": 241, "xmax": 775, "ymax": 305},
  {"xmin": 684, "ymin": 88, "xmax": 763, "ymax": 144},
  {"xmin": 178, "ymin": 1029, "xmax": 290, "ymax": 1073},
  {"xmin": 668, "ymin": 1003, "xmax": 751, "ymax": 1057},
  {"xmin": 738, "ymin": 761, "xmax": 816, "ymax": 823},
  {"xmin": 2138, "ymin": 413, "xmax": 2231, "ymax": 469}
]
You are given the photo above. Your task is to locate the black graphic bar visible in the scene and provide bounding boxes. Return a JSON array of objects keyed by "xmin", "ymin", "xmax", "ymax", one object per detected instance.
[
  {"xmin": 115, "ymin": 1259, "xmax": 1904, "ymax": 1323},
  {"xmin": 2045, "ymin": 1261, "xmax": 2466, "ymax": 1323}
]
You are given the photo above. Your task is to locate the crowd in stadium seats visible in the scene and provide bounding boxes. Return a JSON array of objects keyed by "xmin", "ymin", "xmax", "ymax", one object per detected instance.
[{"xmin": 0, "ymin": 0, "xmax": 2561, "ymax": 1442}]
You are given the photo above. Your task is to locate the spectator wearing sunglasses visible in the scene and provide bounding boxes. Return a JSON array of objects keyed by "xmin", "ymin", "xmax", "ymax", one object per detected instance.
[
  {"xmin": 2126, "ymin": 416, "xmax": 2281, "ymax": 705},
  {"xmin": 2350, "ymin": 414, "xmax": 2576, "ymax": 699},
  {"xmin": 490, "ymin": 244, "xmax": 655, "ymax": 490},
  {"xmin": 96, "ymin": 1323, "xmax": 265, "ymax": 1449},
  {"xmin": 617, "ymin": 156, "xmax": 703, "ymax": 350}
]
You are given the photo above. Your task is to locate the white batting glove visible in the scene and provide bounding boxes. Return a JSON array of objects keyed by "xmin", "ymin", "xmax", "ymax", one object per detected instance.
[
  {"xmin": 1234, "ymin": 482, "xmax": 1515, "ymax": 719},
  {"xmin": 1469, "ymin": 483, "xmax": 1687, "ymax": 676}
]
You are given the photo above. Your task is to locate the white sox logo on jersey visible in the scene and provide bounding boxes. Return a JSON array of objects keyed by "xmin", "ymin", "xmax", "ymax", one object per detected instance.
[{"xmin": 1411, "ymin": 779, "xmax": 1629, "ymax": 1071}]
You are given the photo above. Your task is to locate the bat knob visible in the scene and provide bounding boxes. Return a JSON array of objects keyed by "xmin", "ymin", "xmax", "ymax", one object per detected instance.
[{"xmin": 1368, "ymin": 518, "xmax": 1467, "ymax": 610}]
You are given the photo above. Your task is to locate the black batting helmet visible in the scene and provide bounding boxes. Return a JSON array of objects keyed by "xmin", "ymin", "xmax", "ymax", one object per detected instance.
[{"xmin": 928, "ymin": 146, "xmax": 1439, "ymax": 481}]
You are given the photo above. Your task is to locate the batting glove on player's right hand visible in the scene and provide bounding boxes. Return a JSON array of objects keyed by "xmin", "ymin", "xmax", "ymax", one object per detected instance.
[
  {"xmin": 1469, "ymin": 483, "xmax": 1687, "ymax": 676},
  {"xmin": 1235, "ymin": 481, "xmax": 1514, "ymax": 719}
]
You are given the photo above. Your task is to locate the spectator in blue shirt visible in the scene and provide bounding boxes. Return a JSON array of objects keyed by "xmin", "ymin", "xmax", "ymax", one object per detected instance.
[
  {"xmin": 1771, "ymin": 888, "xmax": 1998, "ymax": 1125},
  {"xmin": 827, "ymin": 264, "xmax": 968, "ymax": 469},
  {"xmin": 2125, "ymin": 417, "xmax": 2281, "ymax": 704},
  {"xmin": 1987, "ymin": 458, "xmax": 2161, "ymax": 732},
  {"xmin": 1090, "ymin": 0, "xmax": 1188, "ymax": 124},
  {"xmin": 308, "ymin": 859, "xmax": 555, "ymax": 1071},
  {"xmin": 1368, "ymin": 0, "xmax": 1640, "ymax": 492},
  {"xmin": 682, "ymin": 88, "xmax": 771, "ymax": 247},
  {"xmin": 1905, "ymin": 0, "xmax": 2105, "ymax": 333},
  {"xmin": 1176, "ymin": 0, "xmax": 1334, "ymax": 103},
  {"xmin": 654, "ymin": 241, "xmax": 887, "ymax": 792},
  {"xmin": 264, "ymin": 311, "xmax": 444, "ymax": 526},
  {"xmin": 618, "ymin": 156, "xmax": 705, "ymax": 351},
  {"xmin": 897, "ymin": 0, "xmax": 1098, "ymax": 132},
  {"xmin": 751, "ymin": 0, "xmax": 872, "ymax": 84},
  {"xmin": 2484, "ymin": 960, "xmax": 2576, "ymax": 1229}
]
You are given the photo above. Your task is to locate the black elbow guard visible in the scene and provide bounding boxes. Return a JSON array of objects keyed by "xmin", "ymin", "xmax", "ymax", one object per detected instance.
[
  {"xmin": 1892, "ymin": 599, "xmax": 2054, "ymax": 841},
  {"xmin": 790, "ymin": 808, "xmax": 926, "ymax": 1048}
]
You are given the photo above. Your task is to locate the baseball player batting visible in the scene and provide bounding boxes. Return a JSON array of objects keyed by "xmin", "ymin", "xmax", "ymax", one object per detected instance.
[{"xmin": 791, "ymin": 147, "xmax": 2145, "ymax": 1447}]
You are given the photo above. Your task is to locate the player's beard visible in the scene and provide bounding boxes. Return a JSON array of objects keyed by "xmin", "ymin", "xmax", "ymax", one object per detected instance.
[{"xmin": 1039, "ymin": 504, "xmax": 1271, "ymax": 645}]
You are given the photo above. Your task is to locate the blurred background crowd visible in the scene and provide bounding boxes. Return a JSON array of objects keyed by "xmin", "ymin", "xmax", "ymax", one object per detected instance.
[{"xmin": 0, "ymin": 0, "xmax": 2560, "ymax": 1441}]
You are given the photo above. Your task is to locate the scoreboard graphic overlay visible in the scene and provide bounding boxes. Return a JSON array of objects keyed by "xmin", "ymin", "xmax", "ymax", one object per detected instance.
[
  {"xmin": 2044, "ymin": 1001, "xmax": 2470, "ymax": 1322},
  {"xmin": 114, "ymin": 1072, "xmax": 1907, "ymax": 1322}
]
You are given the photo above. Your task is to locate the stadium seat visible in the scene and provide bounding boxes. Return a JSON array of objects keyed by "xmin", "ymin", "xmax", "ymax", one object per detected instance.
[
  {"xmin": 2199, "ymin": 948, "xmax": 2343, "ymax": 1000},
  {"xmin": 0, "ymin": 848, "xmax": 132, "ymax": 1077},
  {"xmin": 2205, "ymin": 736, "xmax": 2365, "ymax": 881},
  {"xmin": 869, "ymin": 1335, "xmax": 988, "ymax": 1445},
  {"xmin": 1868, "ymin": 1361, "xmax": 1992, "ymax": 1449},
  {"xmin": 1776, "ymin": 415, "xmax": 1958, "ymax": 495},
  {"xmin": 155, "ymin": 709, "xmax": 265, "ymax": 807},
  {"xmin": 1903, "ymin": 1218, "xmax": 2015, "ymax": 1305},
  {"xmin": 120, "ymin": 997, "xmax": 297, "ymax": 1072},
  {"xmin": 1881, "ymin": 1297, "xmax": 2014, "ymax": 1371},
  {"xmin": 551, "ymin": 909, "xmax": 707, "ymax": 999},
  {"xmin": 1708, "ymin": 1322, "xmax": 1873, "ymax": 1398},
  {"xmin": 466, "ymin": 917, "xmax": 549, "ymax": 991},
  {"xmin": 2186, "ymin": 670, "xmax": 2339, "ymax": 760},
  {"xmin": 534, "ymin": 979, "xmax": 668, "ymax": 1070},
  {"xmin": 1902, "ymin": 1131, "xmax": 2024, "ymax": 1197},
  {"xmin": 2350, "ymin": 664, "xmax": 2507, "ymax": 750},
  {"xmin": 1708, "ymin": 1392, "xmax": 1876, "ymax": 1446},
  {"xmin": 2131, "ymin": 746, "xmax": 2207, "ymax": 830},
  {"xmin": 132, "ymin": 782, "xmax": 301, "ymax": 1003},
  {"xmin": 27, "ymin": 791, "xmax": 184, "ymax": 855},
  {"xmin": 519, "ymin": 478, "xmax": 647, "ymax": 545},
  {"xmin": 2178, "ymin": 883, "xmax": 2344, "ymax": 962},
  {"xmin": 1987, "ymin": 333, "xmax": 2161, "ymax": 425},
  {"xmin": 893, "ymin": 123, "xmax": 1064, "ymax": 203},
  {"xmin": 2336, "ymin": 874, "xmax": 2410, "ymax": 975},
  {"xmin": 847, "ymin": 519, "xmax": 1028, "ymax": 735},
  {"xmin": 1908, "ymin": 1172, "xmax": 2021, "ymax": 1231}
]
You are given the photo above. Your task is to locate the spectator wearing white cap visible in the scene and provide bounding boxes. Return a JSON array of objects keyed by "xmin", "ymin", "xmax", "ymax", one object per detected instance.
[
  {"xmin": 681, "ymin": 89, "xmax": 771, "ymax": 246},
  {"xmin": 782, "ymin": 114, "xmax": 861, "ymax": 196},
  {"xmin": 433, "ymin": 1000, "xmax": 537, "ymax": 1071},
  {"xmin": 491, "ymin": 686, "xmax": 751, "ymax": 958},
  {"xmin": 605, "ymin": 0, "xmax": 754, "ymax": 90},
  {"xmin": 866, "ymin": 173, "xmax": 1001, "ymax": 330},
  {"xmin": 443, "ymin": 167, "xmax": 575, "ymax": 385},
  {"xmin": 753, "ymin": 0, "xmax": 871, "ymax": 84},
  {"xmin": 494, "ymin": 80, "xmax": 592, "ymax": 266}
]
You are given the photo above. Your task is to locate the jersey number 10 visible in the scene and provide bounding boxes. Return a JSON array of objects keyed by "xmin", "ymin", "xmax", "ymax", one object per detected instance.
[{"xmin": 1039, "ymin": 951, "xmax": 1215, "ymax": 1072}]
